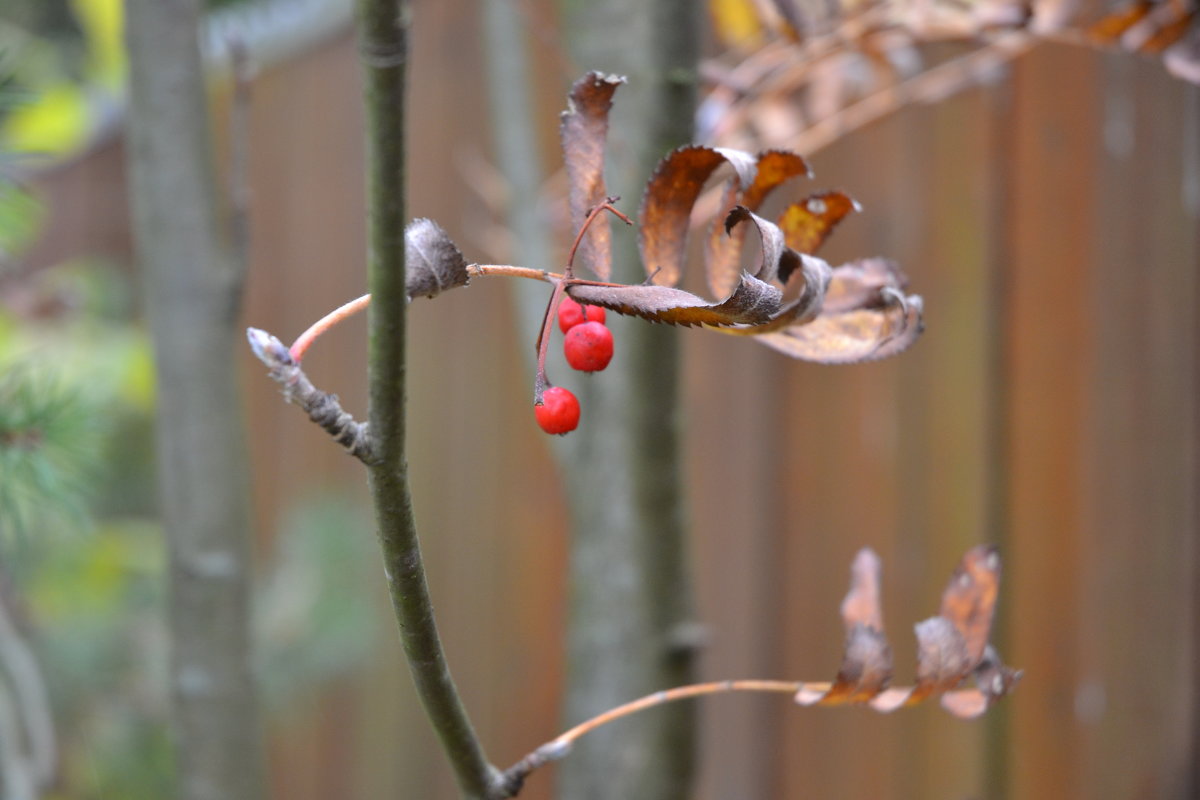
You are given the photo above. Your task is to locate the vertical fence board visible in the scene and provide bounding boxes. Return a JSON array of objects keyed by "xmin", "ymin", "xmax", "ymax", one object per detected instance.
[{"xmin": 1004, "ymin": 44, "xmax": 1101, "ymax": 799}]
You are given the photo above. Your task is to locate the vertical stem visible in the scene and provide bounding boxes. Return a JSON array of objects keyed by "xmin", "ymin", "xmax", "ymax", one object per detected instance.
[
  {"xmin": 124, "ymin": 2, "xmax": 263, "ymax": 799},
  {"xmin": 355, "ymin": 2, "xmax": 498, "ymax": 798},
  {"xmin": 557, "ymin": 2, "xmax": 700, "ymax": 799}
]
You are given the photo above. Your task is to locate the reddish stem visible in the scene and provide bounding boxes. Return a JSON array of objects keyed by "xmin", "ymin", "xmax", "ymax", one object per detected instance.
[
  {"xmin": 531, "ymin": 198, "xmax": 631, "ymax": 404},
  {"xmin": 564, "ymin": 196, "xmax": 633, "ymax": 278},
  {"xmin": 533, "ymin": 278, "xmax": 565, "ymax": 405},
  {"xmin": 287, "ymin": 266, "xmax": 629, "ymax": 366},
  {"xmin": 289, "ymin": 293, "xmax": 371, "ymax": 362}
]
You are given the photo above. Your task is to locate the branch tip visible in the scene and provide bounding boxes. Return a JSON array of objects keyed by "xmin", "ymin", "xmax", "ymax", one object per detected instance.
[{"xmin": 246, "ymin": 327, "xmax": 292, "ymax": 366}]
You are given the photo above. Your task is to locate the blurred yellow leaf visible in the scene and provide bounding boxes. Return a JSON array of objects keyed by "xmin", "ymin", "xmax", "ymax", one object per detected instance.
[
  {"xmin": 3, "ymin": 83, "xmax": 89, "ymax": 157},
  {"xmin": 710, "ymin": 0, "xmax": 764, "ymax": 48},
  {"xmin": 73, "ymin": 0, "xmax": 127, "ymax": 87}
]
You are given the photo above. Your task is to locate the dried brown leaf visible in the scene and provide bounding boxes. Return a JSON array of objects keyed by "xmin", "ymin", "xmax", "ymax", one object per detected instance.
[
  {"xmin": 867, "ymin": 617, "xmax": 972, "ymax": 711},
  {"xmin": 840, "ymin": 548, "xmax": 884, "ymax": 632},
  {"xmin": 723, "ymin": 205, "xmax": 800, "ymax": 285},
  {"xmin": 405, "ymin": 218, "xmax": 470, "ymax": 300},
  {"xmin": 639, "ymin": 145, "xmax": 759, "ymax": 287},
  {"xmin": 778, "ymin": 191, "xmax": 861, "ymax": 255},
  {"xmin": 794, "ymin": 546, "xmax": 1017, "ymax": 717},
  {"xmin": 940, "ymin": 647, "xmax": 1024, "ymax": 718},
  {"xmin": 796, "ymin": 548, "xmax": 893, "ymax": 707},
  {"xmin": 561, "ymin": 72, "xmax": 626, "ymax": 280},
  {"xmin": 566, "ymin": 272, "xmax": 783, "ymax": 327},
  {"xmin": 707, "ymin": 151, "xmax": 811, "ymax": 297},
  {"xmin": 715, "ymin": 252, "xmax": 833, "ymax": 336},
  {"xmin": 913, "ymin": 617, "xmax": 973, "ymax": 690},
  {"xmin": 833, "ymin": 625, "xmax": 894, "ymax": 702},
  {"xmin": 755, "ymin": 289, "xmax": 924, "ymax": 363},
  {"xmin": 938, "ymin": 544, "xmax": 1001, "ymax": 666},
  {"xmin": 824, "ymin": 258, "xmax": 909, "ymax": 314}
]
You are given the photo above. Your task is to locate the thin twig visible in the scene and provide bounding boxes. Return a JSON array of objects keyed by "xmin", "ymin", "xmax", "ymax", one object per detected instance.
[
  {"xmin": 289, "ymin": 293, "xmax": 371, "ymax": 362},
  {"xmin": 247, "ymin": 328, "xmax": 374, "ymax": 463},
  {"xmin": 564, "ymin": 198, "xmax": 633, "ymax": 278},
  {"xmin": 469, "ymin": 263, "xmax": 560, "ymax": 281},
  {"xmin": 498, "ymin": 680, "xmax": 802, "ymax": 793},
  {"xmin": 285, "ymin": 266, "xmax": 630, "ymax": 361}
]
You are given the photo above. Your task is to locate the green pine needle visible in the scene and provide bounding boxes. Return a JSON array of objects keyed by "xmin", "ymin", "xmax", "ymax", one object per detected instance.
[{"xmin": 0, "ymin": 362, "xmax": 100, "ymax": 539}]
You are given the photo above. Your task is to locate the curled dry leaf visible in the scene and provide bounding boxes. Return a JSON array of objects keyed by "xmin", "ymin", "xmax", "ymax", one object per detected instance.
[
  {"xmin": 560, "ymin": 72, "xmax": 626, "ymax": 280},
  {"xmin": 405, "ymin": 218, "xmax": 470, "ymax": 300},
  {"xmin": 723, "ymin": 205, "xmax": 800, "ymax": 285},
  {"xmin": 566, "ymin": 273, "xmax": 783, "ymax": 327},
  {"xmin": 633, "ymin": 142, "xmax": 923, "ymax": 363},
  {"xmin": 823, "ymin": 258, "xmax": 909, "ymax": 314},
  {"xmin": 755, "ymin": 288, "xmax": 924, "ymax": 364},
  {"xmin": 840, "ymin": 547, "xmax": 884, "ymax": 631},
  {"xmin": 795, "ymin": 545, "xmax": 1020, "ymax": 718},
  {"xmin": 707, "ymin": 150, "xmax": 811, "ymax": 298},
  {"xmin": 639, "ymin": 145, "xmax": 759, "ymax": 288},
  {"xmin": 778, "ymin": 191, "xmax": 861, "ymax": 256}
]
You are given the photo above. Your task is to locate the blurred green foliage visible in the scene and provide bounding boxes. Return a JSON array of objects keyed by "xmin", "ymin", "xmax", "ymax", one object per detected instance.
[
  {"xmin": 0, "ymin": 0, "xmax": 123, "ymax": 159},
  {"xmin": 0, "ymin": 362, "xmax": 100, "ymax": 539},
  {"xmin": 1, "ymin": 258, "xmax": 380, "ymax": 794},
  {"xmin": 257, "ymin": 496, "xmax": 381, "ymax": 709},
  {"xmin": 0, "ymin": 4, "xmax": 376, "ymax": 795}
]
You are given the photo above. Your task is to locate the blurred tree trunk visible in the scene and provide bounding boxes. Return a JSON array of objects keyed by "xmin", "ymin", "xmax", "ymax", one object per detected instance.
[
  {"xmin": 124, "ymin": 3, "xmax": 264, "ymax": 800},
  {"xmin": 555, "ymin": 3, "xmax": 701, "ymax": 799}
]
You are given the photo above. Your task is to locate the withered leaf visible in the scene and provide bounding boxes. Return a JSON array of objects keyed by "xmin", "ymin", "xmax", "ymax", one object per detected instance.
[
  {"xmin": 913, "ymin": 617, "xmax": 973, "ymax": 691},
  {"xmin": 940, "ymin": 646, "xmax": 1024, "ymax": 719},
  {"xmin": 840, "ymin": 548, "xmax": 883, "ymax": 632},
  {"xmin": 875, "ymin": 547, "xmax": 1008, "ymax": 714},
  {"xmin": 778, "ymin": 191, "xmax": 861, "ymax": 255},
  {"xmin": 723, "ymin": 205, "xmax": 800, "ymax": 285},
  {"xmin": 824, "ymin": 258, "xmax": 909, "ymax": 314},
  {"xmin": 561, "ymin": 72, "xmax": 626, "ymax": 280},
  {"xmin": 566, "ymin": 272, "xmax": 782, "ymax": 327},
  {"xmin": 795, "ymin": 546, "xmax": 1018, "ymax": 717},
  {"xmin": 639, "ymin": 145, "xmax": 758, "ymax": 288},
  {"xmin": 405, "ymin": 218, "xmax": 470, "ymax": 300},
  {"xmin": 833, "ymin": 625, "xmax": 894, "ymax": 702},
  {"xmin": 756, "ymin": 290, "xmax": 924, "ymax": 364},
  {"xmin": 867, "ymin": 617, "xmax": 972, "ymax": 712},
  {"xmin": 796, "ymin": 549, "xmax": 893, "ymax": 706},
  {"xmin": 937, "ymin": 544, "xmax": 1001, "ymax": 666},
  {"xmin": 707, "ymin": 151, "xmax": 811, "ymax": 298}
]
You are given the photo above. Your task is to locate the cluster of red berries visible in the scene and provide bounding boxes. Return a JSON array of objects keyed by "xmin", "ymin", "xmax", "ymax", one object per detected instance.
[{"xmin": 534, "ymin": 296, "xmax": 614, "ymax": 435}]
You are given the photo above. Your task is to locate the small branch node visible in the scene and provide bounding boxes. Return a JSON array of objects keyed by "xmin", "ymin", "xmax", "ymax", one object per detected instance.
[{"xmin": 246, "ymin": 327, "xmax": 375, "ymax": 464}]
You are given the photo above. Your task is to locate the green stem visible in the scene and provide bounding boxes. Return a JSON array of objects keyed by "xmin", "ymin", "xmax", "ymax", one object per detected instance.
[{"xmin": 355, "ymin": 2, "xmax": 499, "ymax": 797}]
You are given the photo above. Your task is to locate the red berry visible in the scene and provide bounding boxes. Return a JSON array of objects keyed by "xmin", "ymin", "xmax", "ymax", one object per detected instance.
[
  {"xmin": 535, "ymin": 386, "xmax": 580, "ymax": 435},
  {"xmin": 558, "ymin": 296, "xmax": 606, "ymax": 333},
  {"xmin": 563, "ymin": 321, "xmax": 614, "ymax": 373}
]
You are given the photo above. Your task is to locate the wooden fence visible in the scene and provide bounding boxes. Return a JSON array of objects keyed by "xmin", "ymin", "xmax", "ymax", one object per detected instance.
[{"xmin": 24, "ymin": 8, "xmax": 1200, "ymax": 798}]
